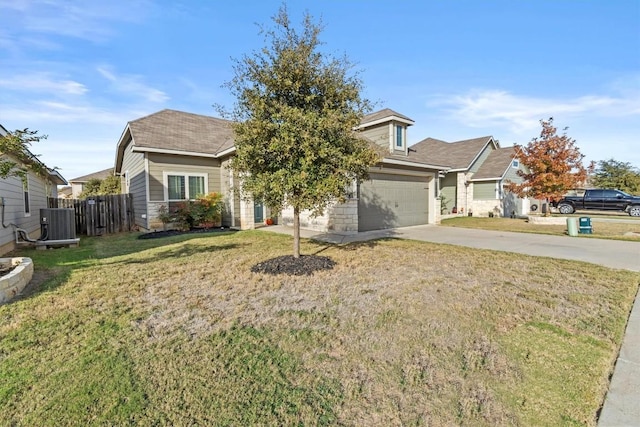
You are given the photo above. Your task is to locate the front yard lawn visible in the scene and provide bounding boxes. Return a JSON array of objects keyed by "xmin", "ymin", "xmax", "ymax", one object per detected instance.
[
  {"xmin": 442, "ymin": 216, "xmax": 640, "ymax": 241},
  {"xmin": 1, "ymin": 231, "xmax": 638, "ymax": 426}
]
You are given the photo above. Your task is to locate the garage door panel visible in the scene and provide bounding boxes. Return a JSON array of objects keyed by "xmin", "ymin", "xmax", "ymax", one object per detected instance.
[{"xmin": 358, "ymin": 173, "xmax": 429, "ymax": 231}]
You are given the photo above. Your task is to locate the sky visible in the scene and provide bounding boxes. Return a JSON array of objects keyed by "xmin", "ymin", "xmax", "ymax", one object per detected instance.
[{"xmin": 1, "ymin": 0, "xmax": 639, "ymax": 182}]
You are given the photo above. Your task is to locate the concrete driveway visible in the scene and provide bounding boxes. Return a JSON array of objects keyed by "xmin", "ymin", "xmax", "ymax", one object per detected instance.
[
  {"xmin": 261, "ymin": 223, "xmax": 640, "ymax": 425},
  {"xmin": 264, "ymin": 224, "xmax": 639, "ymax": 272}
]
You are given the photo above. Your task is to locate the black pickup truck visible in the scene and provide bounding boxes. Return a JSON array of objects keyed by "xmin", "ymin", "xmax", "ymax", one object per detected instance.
[{"xmin": 555, "ymin": 189, "xmax": 640, "ymax": 216}]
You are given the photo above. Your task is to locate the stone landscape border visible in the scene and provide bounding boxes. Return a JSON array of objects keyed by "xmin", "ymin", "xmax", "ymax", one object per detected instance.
[{"xmin": 0, "ymin": 257, "xmax": 34, "ymax": 304}]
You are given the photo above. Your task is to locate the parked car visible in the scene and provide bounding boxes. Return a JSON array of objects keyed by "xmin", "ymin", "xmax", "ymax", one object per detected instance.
[{"xmin": 554, "ymin": 189, "xmax": 640, "ymax": 216}]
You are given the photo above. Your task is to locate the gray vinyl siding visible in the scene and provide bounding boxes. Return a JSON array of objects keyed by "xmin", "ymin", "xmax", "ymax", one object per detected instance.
[
  {"xmin": 503, "ymin": 162, "xmax": 524, "ymax": 184},
  {"xmin": 360, "ymin": 123, "xmax": 389, "ymax": 150},
  {"xmin": 0, "ymin": 171, "xmax": 52, "ymax": 254},
  {"xmin": 120, "ymin": 141, "xmax": 147, "ymax": 229},
  {"xmin": 147, "ymin": 153, "xmax": 221, "ymax": 202},
  {"xmin": 473, "ymin": 181, "xmax": 497, "ymax": 199},
  {"xmin": 469, "ymin": 144, "xmax": 493, "ymax": 173},
  {"xmin": 440, "ymin": 173, "xmax": 457, "ymax": 209}
]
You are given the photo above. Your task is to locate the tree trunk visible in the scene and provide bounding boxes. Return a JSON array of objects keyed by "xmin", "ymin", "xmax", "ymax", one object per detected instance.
[{"xmin": 293, "ymin": 207, "xmax": 300, "ymax": 258}]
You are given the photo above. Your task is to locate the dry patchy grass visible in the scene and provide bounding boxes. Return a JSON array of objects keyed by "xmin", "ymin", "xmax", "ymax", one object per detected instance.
[
  {"xmin": 0, "ymin": 231, "xmax": 638, "ymax": 426},
  {"xmin": 442, "ymin": 216, "xmax": 640, "ymax": 241}
]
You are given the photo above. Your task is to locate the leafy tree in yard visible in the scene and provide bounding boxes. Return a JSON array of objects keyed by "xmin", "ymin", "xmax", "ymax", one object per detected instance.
[
  {"xmin": 507, "ymin": 118, "xmax": 591, "ymax": 212},
  {"xmin": 79, "ymin": 175, "xmax": 121, "ymax": 198},
  {"xmin": 0, "ymin": 128, "xmax": 49, "ymax": 179},
  {"xmin": 80, "ymin": 178, "xmax": 102, "ymax": 198},
  {"xmin": 591, "ymin": 159, "xmax": 640, "ymax": 195},
  {"xmin": 225, "ymin": 6, "xmax": 379, "ymax": 258},
  {"xmin": 98, "ymin": 175, "xmax": 121, "ymax": 195}
]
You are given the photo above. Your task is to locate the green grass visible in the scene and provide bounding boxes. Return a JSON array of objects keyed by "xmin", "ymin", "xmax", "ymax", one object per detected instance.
[
  {"xmin": 1, "ymin": 230, "xmax": 638, "ymax": 425},
  {"xmin": 442, "ymin": 216, "xmax": 640, "ymax": 241}
]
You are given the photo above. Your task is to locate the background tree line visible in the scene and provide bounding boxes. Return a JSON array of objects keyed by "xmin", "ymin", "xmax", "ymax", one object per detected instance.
[{"xmin": 590, "ymin": 159, "xmax": 640, "ymax": 194}]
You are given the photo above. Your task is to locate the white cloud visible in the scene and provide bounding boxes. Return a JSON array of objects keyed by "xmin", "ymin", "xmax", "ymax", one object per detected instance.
[
  {"xmin": 98, "ymin": 66, "xmax": 169, "ymax": 103},
  {"xmin": 0, "ymin": 100, "xmax": 141, "ymax": 127},
  {"xmin": 430, "ymin": 86, "xmax": 640, "ymax": 134},
  {"xmin": 421, "ymin": 81, "xmax": 640, "ymax": 167},
  {"xmin": 0, "ymin": 73, "xmax": 88, "ymax": 95},
  {"xmin": 0, "ymin": 0, "xmax": 152, "ymax": 43}
]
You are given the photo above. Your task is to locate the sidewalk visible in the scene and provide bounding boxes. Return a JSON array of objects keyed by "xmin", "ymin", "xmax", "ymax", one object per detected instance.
[{"xmin": 260, "ymin": 224, "xmax": 640, "ymax": 425}]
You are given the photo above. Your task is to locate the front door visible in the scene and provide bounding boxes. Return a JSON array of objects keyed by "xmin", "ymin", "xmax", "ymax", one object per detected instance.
[{"xmin": 254, "ymin": 201, "xmax": 264, "ymax": 223}]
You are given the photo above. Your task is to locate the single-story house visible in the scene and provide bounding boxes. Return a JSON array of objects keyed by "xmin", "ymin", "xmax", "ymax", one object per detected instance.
[
  {"xmin": 68, "ymin": 167, "xmax": 114, "ymax": 198},
  {"xmin": 410, "ymin": 136, "xmax": 532, "ymax": 217},
  {"xmin": 114, "ymin": 109, "xmax": 245, "ymax": 231},
  {"xmin": 0, "ymin": 125, "xmax": 67, "ymax": 255},
  {"xmin": 57, "ymin": 186, "xmax": 73, "ymax": 199},
  {"xmin": 113, "ymin": 109, "xmax": 449, "ymax": 233}
]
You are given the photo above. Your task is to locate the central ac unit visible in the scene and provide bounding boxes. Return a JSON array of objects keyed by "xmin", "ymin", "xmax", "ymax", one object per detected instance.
[{"xmin": 40, "ymin": 208, "xmax": 76, "ymax": 240}]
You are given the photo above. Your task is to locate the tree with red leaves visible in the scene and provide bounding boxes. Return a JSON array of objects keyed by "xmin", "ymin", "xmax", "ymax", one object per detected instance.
[{"xmin": 507, "ymin": 118, "xmax": 591, "ymax": 211}]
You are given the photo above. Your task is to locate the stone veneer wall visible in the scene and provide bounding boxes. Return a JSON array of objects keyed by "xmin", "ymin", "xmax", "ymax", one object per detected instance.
[
  {"xmin": 280, "ymin": 198, "xmax": 359, "ymax": 234},
  {"xmin": 147, "ymin": 201, "xmax": 164, "ymax": 230},
  {"xmin": 433, "ymin": 198, "xmax": 442, "ymax": 224},
  {"xmin": 327, "ymin": 199, "xmax": 358, "ymax": 233},
  {"xmin": 471, "ymin": 199, "xmax": 503, "ymax": 217},
  {"xmin": 455, "ymin": 172, "xmax": 474, "ymax": 214},
  {"xmin": 280, "ymin": 206, "xmax": 330, "ymax": 233},
  {"xmin": 238, "ymin": 198, "xmax": 255, "ymax": 230}
]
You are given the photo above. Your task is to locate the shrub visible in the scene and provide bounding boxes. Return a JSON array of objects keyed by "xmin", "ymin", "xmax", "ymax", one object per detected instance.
[
  {"xmin": 171, "ymin": 193, "xmax": 224, "ymax": 231},
  {"xmin": 157, "ymin": 204, "xmax": 173, "ymax": 230}
]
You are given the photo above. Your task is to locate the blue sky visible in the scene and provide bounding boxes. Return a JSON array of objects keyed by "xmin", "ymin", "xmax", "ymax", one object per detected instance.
[{"xmin": 1, "ymin": 0, "xmax": 638, "ymax": 182}]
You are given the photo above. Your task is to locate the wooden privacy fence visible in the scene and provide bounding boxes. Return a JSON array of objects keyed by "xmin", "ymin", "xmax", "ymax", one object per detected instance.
[{"xmin": 48, "ymin": 194, "xmax": 135, "ymax": 236}]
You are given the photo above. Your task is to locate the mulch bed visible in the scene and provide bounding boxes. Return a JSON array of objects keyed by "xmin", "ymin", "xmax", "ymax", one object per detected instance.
[
  {"xmin": 251, "ymin": 255, "xmax": 336, "ymax": 276},
  {"xmin": 138, "ymin": 227, "xmax": 233, "ymax": 240}
]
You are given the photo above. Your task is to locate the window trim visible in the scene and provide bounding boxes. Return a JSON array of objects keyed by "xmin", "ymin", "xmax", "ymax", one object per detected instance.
[
  {"xmin": 163, "ymin": 172, "xmax": 208, "ymax": 201},
  {"xmin": 512, "ymin": 159, "xmax": 519, "ymax": 169},
  {"xmin": 395, "ymin": 124, "xmax": 404, "ymax": 149},
  {"xmin": 23, "ymin": 174, "xmax": 31, "ymax": 217}
]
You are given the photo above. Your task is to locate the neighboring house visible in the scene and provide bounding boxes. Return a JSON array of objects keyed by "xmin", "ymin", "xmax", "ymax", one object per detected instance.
[
  {"xmin": 57, "ymin": 186, "xmax": 73, "ymax": 199},
  {"xmin": 410, "ymin": 136, "xmax": 531, "ymax": 217},
  {"xmin": 0, "ymin": 124, "xmax": 67, "ymax": 255},
  {"xmin": 469, "ymin": 147, "xmax": 530, "ymax": 217},
  {"xmin": 113, "ymin": 109, "xmax": 449, "ymax": 233},
  {"xmin": 68, "ymin": 168, "xmax": 114, "ymax": 198}
]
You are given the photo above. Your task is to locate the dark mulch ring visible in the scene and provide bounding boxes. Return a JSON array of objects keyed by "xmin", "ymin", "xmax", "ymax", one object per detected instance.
[
  {"xmin": 138, "ymin": 227, "xmax": 234, "ymax": 240},
  {"xmin": 251, "ymin": 255, "xmax": 336, "ymax": 276}
]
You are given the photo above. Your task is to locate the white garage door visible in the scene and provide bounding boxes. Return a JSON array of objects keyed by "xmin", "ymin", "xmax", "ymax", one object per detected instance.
[{"xmin": 358, "ymin": 173, "xmax": 429, "ymax": 231}]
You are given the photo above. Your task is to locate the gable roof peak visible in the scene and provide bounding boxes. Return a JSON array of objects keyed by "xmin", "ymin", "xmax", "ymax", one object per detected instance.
[
  {"xmin": 360, "ymin": 108, "xmax": 414, "ymax": 127},
  {"xmin": 471, "ymin": 146, "xmax": 519, "ymax": 181},
  {"xmin": 69, "ymin": 167, "xmax": 114, "ymax": 183}
]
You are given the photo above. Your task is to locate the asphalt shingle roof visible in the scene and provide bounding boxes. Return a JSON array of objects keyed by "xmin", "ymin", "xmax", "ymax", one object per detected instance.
[
  {"xmin": 471, "ymin": 147, "xmax": 517, "ymax": 180},
  {"xmin": 409, "ymin": 136, "xmax": 493, "ymax": 170},
  {"xmin": 69, "ymin": 167, "xmax": 113, "ymax": 183},
  {"xmin": 361, "ymin": 108, "xmax": 414, "ymax": 126},
  {"xmin": 128, "ymin": 109, "xmax": 235, "ymax": 155}
]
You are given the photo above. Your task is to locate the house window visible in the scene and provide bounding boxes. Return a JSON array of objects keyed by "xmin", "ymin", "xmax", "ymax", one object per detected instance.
[
  {"xmin": 165, "ymin": 173, "xmax": 207, "ymax": 201},
  {"xmin": 395, "ymin": 125, "xmax": 404, "ymax": 149},
  {"xmin": 23, "ymin": 175, "xmax": 30, "ymax": 216},
  {"xmin": 512, "ymin": 160, "xmax": 519, "ymax": 168}
]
